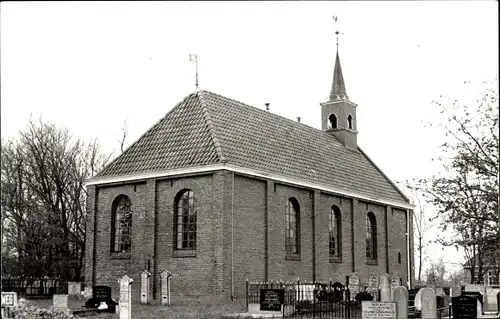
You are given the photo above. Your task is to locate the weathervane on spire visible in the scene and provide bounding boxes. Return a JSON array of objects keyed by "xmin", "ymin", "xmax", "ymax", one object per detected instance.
[{"xmin": 333, "ymin": 15, "xmax": 340, "ymax": 47}]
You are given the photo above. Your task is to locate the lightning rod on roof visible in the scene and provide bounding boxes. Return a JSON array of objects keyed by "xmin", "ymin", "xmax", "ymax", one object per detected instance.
[{"xmin": 189, "ymin": 53, "xmax": 199, "ymax": 91}]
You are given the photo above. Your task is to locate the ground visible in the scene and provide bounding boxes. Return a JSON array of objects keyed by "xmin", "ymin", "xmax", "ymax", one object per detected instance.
[{"xmin": 20, "ymin": 296, "xmax": 247, "ymax": 319}]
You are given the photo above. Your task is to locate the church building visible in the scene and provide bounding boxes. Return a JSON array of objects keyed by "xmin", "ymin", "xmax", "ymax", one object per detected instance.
[{"xmin": 84, "ymin": 36, "xmax": 415, "ymax": 301}]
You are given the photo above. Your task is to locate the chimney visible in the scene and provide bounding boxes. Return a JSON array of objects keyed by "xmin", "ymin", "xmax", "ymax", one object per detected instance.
[
  {"xmin": 265, "ymin": 103, "xmax": 270, "ymax": 112},
  {"xmin": 297, "ymin": 117, "xmax": 301, "ymax": 123}
]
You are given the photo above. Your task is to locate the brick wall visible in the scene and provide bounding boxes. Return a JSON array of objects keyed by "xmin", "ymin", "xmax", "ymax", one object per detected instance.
[
  {"xmin": 85, "ymin": 170, "xmax": 413, "ymax": 300},
  {"xmin": 317, "ymin": 193, "xmax": 354, "ymax": 283},
  {"xmin": 389, "ymin": 208, "xmax": 409, "ymax": 284},
  {"xmin": 354, "ymin": 201, "xmax": 387, "ymax": 285}
]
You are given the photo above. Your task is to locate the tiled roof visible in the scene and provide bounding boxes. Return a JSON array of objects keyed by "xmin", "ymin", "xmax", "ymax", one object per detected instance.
[{"xmin": 94, "ymin": 90, "xmax": 409, "ymax": 204}]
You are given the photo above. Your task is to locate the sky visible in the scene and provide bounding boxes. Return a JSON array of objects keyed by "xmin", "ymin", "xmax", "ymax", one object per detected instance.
[{"xmin": 1, "ymin": 1, "xmax": 498, "ymax": 276}]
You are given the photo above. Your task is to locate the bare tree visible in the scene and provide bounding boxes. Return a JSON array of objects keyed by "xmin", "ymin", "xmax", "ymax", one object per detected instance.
[
  {"xmin": 426, "ymin": 258, "xmax": 447, "ymax": 287},
  {"xmin": 396, "ymin": 180, "xmax": 432, "ymax": 285},
  {"xmin": 418, "ymin": 80, "xmax": 499, "ymax": 284},
  {"xmin": 1, "ymin": 118, "xmax": 110, "ymax": 280},
  {"xmin": 118, "ymin": 118, "xmax": 128, "ymax": 153}
]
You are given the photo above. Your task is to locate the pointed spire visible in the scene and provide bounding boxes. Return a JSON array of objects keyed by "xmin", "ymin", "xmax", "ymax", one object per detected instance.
[
  {"xmin": 329, "ymin": 19, "xmax": 348, "ymax": 101},
  {"xmin": 330, "ymin": 48, "xmax": 348, "ymax": 101}
]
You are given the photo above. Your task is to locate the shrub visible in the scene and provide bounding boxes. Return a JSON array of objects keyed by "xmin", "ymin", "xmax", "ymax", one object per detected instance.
[{"xmin": 11, "ymin": 301, "xmax": 74, "ymax": 319}]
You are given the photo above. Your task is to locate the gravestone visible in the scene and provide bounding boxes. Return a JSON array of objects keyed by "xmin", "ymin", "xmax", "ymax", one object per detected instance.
[
  {"xmin": 119, "ymin": 275, "xmax": 133, "ymax": 319},
  {"xmin": 83, "ymin": 286, "xmax": 93, "ymax": 299},
  {"xmin": 348, "ymin": 272, "xmax": 359, "ymax": 299},
  {"xmin": 160, "ymin": 270, "xmax": 172, "ymax": 306},
  {"xmin": 260, "ymin": 289, "xmax": 284, "ymax": 311},
  {"xmin": 393, "ymin": 286, "xmax": 408, "ymax": 319},
  {"xmin": 462, "ymin": 291, "xmax": 483, "ymax": 305},
  {"xmin": 451, "ymin": 284, "xmax": 461, "ymax": 297},
  {"xmin": 390, "ymin": 275, "xmax": 400, "ymax": 301},
  {"xmin": 53, "ymin": 294, "xmax": 69, "ymax": 314},
  {"xmin": 361, "ymin": 301, "xmax": 396, "ymax": 319},
  {"xmin": 420, "ymin": 288, "xmax": 437, "ymax": 319},
  {"xmin": 84, "ymin": 285, "xmax": 116, "ymax": 313},
  {"xmin": 140, "ymin": 270, "xmax": 151, "ymax": 304},
  {"xmin": 368, "ymin": 272, "xmax": 379, "ymax": 301},
  {"xmin": 484, "ymin": 287, "xmax": 500, "ymax": 312},
  {"xmin": 68, "ymin": 282, "xmax": 82, "ymax": 297},
  {"xmin": 435, "ymin": 287, "xmax": 443, "ymax": 296},
  {"xmin": 379, "ymin": 274, "xmax": 391, "ymax": 302},
  {"xmin": 452, "ymin": 295, "xmax": 477, "ymax": 319}
]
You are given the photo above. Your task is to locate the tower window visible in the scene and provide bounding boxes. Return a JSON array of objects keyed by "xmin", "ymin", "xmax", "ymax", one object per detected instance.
[
  {"xmin": 348, "ymin": 114, "xmax": 353, "ymax": 129},
  {"xmin": 328, "ymin": 114, "xmax": 338, "ymax": 129},
  {"xmin": 398, "ymin": 252, "xmax": 401, "ymax": 264}
]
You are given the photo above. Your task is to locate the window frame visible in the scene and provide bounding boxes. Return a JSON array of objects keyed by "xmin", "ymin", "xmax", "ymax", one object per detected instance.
[
  {"xmin": 285, "ymin": 198, "xmax": 301, "ymax": 260},
  {"xmin": 329, "ymin": 205, "xmax": 342, "ymax": 262},
  {"xmin": 173, "ymin": 189, "xmax": 197, "ymax": 254},
  {"xmin": 366, "ymin": 212, "xmax": 378, "ymax": 264},
  {"xmin": 110, "ymin": 195, "xmax": 132, "ymax": 255}
]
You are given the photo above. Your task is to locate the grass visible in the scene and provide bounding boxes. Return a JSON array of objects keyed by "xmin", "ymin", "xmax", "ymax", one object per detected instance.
[{"xmin": 23, "ymin": 295, "xmax": 248, "ymax": 319}]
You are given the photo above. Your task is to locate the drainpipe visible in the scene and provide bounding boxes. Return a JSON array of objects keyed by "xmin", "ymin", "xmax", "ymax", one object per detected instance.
[
  {"xmin": 407, "ymin": 209, "xmax": 412, "ymax": 288},
  {"xmin": 231, "ymin": 173, "xmax": 235, "ymax": 300}
]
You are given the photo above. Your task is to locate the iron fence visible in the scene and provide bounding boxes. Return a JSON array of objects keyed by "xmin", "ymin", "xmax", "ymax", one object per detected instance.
[
  {"xmin": 246, "ymin": 280, "xmax": 368, "ymax": 319},
  {"xmin": 2, "ymin": 277, "xmax": 67, "ymax": 297}
]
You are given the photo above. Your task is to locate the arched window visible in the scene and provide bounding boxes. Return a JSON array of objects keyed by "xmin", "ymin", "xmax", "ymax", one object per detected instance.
[
  {"xmin": 285, "ymin": 198, "xmax": 300, "ymax": 256},
  {"xmin": 111, "ymin": 195, "xmax": 132, "ymax": 253},
  {"xmin": 347, "ymin": 114, "xmax": 353, "ymax": 129},
  {"xmin": 329, "ymin": 205, "xmax": 342, "ymax": 258},
  {"xmin": 174, "ymin": 189, "xmax": 197, "ymax": 250},
  {"xmin": 366, "ymin": 212, "xmax": 377, "ymax": 260},
  {"xmin": 328, "ymin": 114, "xmax": 338, "ymax": 129}
]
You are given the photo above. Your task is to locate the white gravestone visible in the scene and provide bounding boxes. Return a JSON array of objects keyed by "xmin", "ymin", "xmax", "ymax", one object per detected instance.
[
  {"xmin": 390, "ymin": 276, "xmax": 400, "ymax": 301},
  {"xmin": 68, "ymin": 282, "xmax": 82, "ymax": 297},
  {"xmin": 484, "ymin": 287, "xmax": 500, "ymax": 313},
  {"xmin": 368, "ymin": 272, "xmax": 380, "ymax": 300},
  {"xmin": 83, "ymin": 286, "xmax": 93, "ymax": 299},
  {"xmin": 53, "ymin": 294, "xmax": 69, "ymax": 315},
  {"xmin": 379, "ymin": 274, "xmax": 391, "ymax": 302},
  {"xmin": 348, "ymin": 272, "xmax": 359, "ymax": 300},
  {"xmin": 393, "ymin": 286, "xmax": 408, "ymax": 319},
  {"xmin": 119, "ymin": 275, "xmax": 133, "ymax": 319},
  {"xmin": 140, "ymin": 270, "xmax": 151, "ymax": 304},
  {"xmin": 160, "ymin": 270, "xmax": 172, "ymax": 306},
  {"xmin": 420, "ymin": 288, "xmax": 437, "ymax": 319},
  {"xmin": 361, "ymin": 301, "xmax": 396, "ymax": 319}
]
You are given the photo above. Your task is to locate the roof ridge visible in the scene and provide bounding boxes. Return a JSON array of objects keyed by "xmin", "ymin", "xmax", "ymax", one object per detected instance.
[
  {"xmin": 94, "ymin": 93, "xmax": 196, "ymax": 178},
  {"xmin": 201, "ymin": 90, "xmax": 343, "ymax": 142},
  {"xmin": 197, "ymin": 90, "xmax": 227, "ymax": 163}
]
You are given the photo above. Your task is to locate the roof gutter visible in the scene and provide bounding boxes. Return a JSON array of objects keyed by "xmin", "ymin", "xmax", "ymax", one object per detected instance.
[{"xmin": 86, "ymin": 163, "xmax": 415, "ymax": 210}]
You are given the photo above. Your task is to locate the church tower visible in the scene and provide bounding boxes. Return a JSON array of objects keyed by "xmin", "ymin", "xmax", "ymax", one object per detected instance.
[{"xmin": 321, "ymin": 24, "xmax": 358, "ymax": 151}]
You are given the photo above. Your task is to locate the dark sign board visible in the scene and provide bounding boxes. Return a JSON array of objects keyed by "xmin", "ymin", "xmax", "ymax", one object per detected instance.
[
  {"xmin": 93, "ymin": 285, "xmax": 111, "ymax": 300},
  {"xmin": 260, "ymin": 289, "xmax": 284, "ymax": 311},
  {"xmin": 461, "ymin": 291, "xmax": 483, "ymax": 305},
  {"xmin": 452, "ymin": 296, "xmax": 477, "ymax": 319}
]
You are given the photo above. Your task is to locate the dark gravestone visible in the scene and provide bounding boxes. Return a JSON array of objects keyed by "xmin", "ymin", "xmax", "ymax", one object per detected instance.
[
  {"xmin": 436, "ymin": 296, "xmax": 444, "ymax": 308},
  {"xmin": 452, "ymin": 295, "xmax": 477, "ymax": 319},
  {"xmin": 84, "ymin": 285, "xmax": 116, "ymax": 313},
  {"xmin": 462, "ymin": 291, "xmax": 483, "ymax": 306},
  {"xmin": 260, "ymin": 289, "xmax": 284, "ymax": 311}
]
